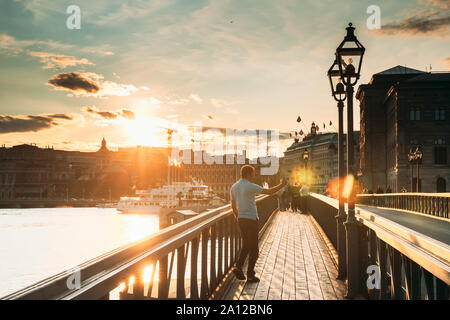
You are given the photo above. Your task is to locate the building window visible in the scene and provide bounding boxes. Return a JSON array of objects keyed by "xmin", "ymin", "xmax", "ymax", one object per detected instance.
[
  {"xmin": 437, "ymin": 178, "xmax": 446, "ymax": 193},
  {"xmin": 434, "ymin": 107, "xmax": 446, "ymax": 121},
  {"xmin": 434, "ymin": 139, "xmax": 447, "ymax": 164},
  {"xmin": 409, "ymin": 107, "xmax": 421, "ymax": 121}
]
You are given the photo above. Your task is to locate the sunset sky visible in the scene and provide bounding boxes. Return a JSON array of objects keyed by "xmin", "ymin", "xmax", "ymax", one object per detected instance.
[{"xmin": 0, "ymin": 0, "xmax": 449, "ymax": 152}]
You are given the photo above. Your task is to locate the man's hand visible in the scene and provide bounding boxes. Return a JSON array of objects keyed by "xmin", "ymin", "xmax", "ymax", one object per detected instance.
[
  {"xmin": 231, "ymin": 200, "xmax": 238, "ymax": 220},
  {"xmin": 261, "ymin": 178, "xmax": 287, "ymax": 195}
]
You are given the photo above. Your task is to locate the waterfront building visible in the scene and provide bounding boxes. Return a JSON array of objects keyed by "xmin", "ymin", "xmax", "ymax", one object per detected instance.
[
  {"xmin": 0, "ymin": 139, "xmax": 155, "ymax": 202},
  {"xmin": 282, "ymin": 122, "xmax": 359, "ymax": 194}
]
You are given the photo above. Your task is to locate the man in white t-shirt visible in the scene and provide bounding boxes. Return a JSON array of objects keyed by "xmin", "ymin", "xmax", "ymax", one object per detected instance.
[{"xmin": 230, "ymin": 165, "xmax": 286, "ymax": 282}]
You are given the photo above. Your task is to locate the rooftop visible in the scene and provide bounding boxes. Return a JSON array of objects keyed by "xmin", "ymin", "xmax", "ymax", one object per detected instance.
[{"xmin": 375, "ymin": 65, "xmax": 425, "ymax": 75}]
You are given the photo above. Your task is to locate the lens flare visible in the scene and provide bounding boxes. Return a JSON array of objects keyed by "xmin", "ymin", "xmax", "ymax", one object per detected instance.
[{"xmin": 343, "ymin": 175, "xmax": 354, "ymax": 198}]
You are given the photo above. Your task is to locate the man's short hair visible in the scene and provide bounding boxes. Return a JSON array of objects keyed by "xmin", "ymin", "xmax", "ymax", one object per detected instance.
[{"xmin": 240, "ymin": 165, "xmax": 255, "ymax": 179}]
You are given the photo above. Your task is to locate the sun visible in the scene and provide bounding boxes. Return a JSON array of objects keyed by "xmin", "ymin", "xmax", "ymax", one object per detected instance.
[{"xmin": 124, "ymin": 117, "xmax": 163, "ymax": 147}]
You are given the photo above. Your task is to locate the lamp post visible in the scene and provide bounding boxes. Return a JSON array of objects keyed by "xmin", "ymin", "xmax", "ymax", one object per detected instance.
[
  {"xmin": 327, "ymin": 59, "xmax": 347, "ymax": 280},
  {"xmin": 303, "ymin": 149, "xmax": 309, "ymax": 184},
  {"xmin": 415, "ymin": 147, "xmax": 423, "ymax": 192},
  {"xmin": 408, "ymin": 147, "xmax": 423, "ymax": 192},
  {"xmin": 408, "ymin": 148, "xmax": 416, "ymax": 192},
  {"xmin": 336, "ymin": 22, "xmax": 365, "ymax": 299}
]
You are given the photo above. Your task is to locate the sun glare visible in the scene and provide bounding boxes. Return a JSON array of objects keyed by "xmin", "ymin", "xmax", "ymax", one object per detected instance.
[{"xmin": 124, "ymin": 117, "xmax": 163, "ymax": 147}]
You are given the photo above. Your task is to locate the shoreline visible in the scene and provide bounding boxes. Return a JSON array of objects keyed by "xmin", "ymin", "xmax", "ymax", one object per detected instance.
[{"xmin": 0, "ymin": 200, "xmax": 102, "ymax": 209}]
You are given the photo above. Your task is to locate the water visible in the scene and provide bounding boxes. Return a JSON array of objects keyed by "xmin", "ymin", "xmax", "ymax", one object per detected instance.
[{"xmin": 0, "ymin": 207, "xmax": 160, "ymax": 298}]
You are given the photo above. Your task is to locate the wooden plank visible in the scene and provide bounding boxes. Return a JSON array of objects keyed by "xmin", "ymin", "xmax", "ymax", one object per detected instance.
[
  {"xmin": 217, "ymin": 213, "xmax": 279, "ymax": 300},
  {"xmin": 293, "ymin": 212, "xmax": 309, "ymax": 300},
  {"xmin": 304, "ymin": 220, "xmax": 338, "ymax": 300},
  {"xmin": 307, "ymin": 215, "xmax": 346, "ymax": 299},
  {"xmin": 254, "ymin": 212, "xmax": 287, "ymax": 299},
  {"xmin": 299, "ymin": 214, "xmax": 324, "ymax": 300},
  {"xmin": 213, "ymin": 211, "xmax": 347, "ymax": 301},
  {"xmin": 282, "ymin": 212, "xmax": 296, "ymax": 300},
  {"xmin": 240, "ymin": 215, "xmax": 278, "ymax": 299},
  {"xmin": 267, "ymin": 213, "xmax": 288, "ymax": 300}
]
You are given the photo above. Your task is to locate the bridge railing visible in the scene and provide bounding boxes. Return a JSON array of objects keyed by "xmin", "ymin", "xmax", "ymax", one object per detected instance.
[
  {"xmin": 307, "ymin": 193, "xmax": 450, "ymax": 300},
  {"xmin": 357, "ymin": 193, "xmax": 450, "ymax": 219},
  {"xmin": 2, "ymin": 195, "xmax": 278, "ymax": 300}
]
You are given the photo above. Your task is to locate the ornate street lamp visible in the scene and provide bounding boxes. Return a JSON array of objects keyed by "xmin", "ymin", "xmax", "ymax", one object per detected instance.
[
  {"xmin": 415, "ymin": 146, "xmax": 423, "ymax": 192},
  {"xmin": 328, "ymin": 59, "xmax": 347, "ymax": 102},
  {"xmin": 408, "ymin": 148, "xmax": 416, "ymax": 192},
  {"xmin": 327, "ymin": 59, "xmax": 347, "ymax": 280},
  {"xmin": 408, "ymin": 147, "xmax": 423, "ymax": 192},
  {"xmin": 336, "ymin": 23, "xmax": 365, "ymax": 87},
  {"xmin": 303, "ymin": 149, "xmax": 309, "ymax": 183},
  {"xmin": 303, "ymin": 149, "xmax": 309, "ymax": 161},
  {"xmin": 336, "ymin": 22, "xmax": 365, "ymax": 299}
]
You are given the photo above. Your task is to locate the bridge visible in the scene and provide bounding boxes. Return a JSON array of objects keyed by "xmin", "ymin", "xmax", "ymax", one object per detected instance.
[{"xmin": 2, "ymin": 193, "xmax": 449, "ymax": 300}]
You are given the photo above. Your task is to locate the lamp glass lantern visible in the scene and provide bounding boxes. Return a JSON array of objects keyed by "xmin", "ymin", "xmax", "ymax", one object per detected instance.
[
  {"xmin": 327, "ymin": 59, "xmax": 347, "ymax": 102},
  {"xmin": 303, "ymin": 149, "xmax": 309, "ymax": 161},
  {"xmin": 415, "ymin": 147, "xmax": 423, "ymax": 163},
  {"xmin": 336, "ymin": 23, "xmax": 365, "ymax": 86},
  {"xmin": 408, "ymin": 149, "xmax": 416, "ymax": 163}
]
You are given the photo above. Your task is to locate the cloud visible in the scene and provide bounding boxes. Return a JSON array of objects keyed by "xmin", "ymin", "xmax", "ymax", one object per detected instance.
[
  {"xmin": 47, "ymin": 72, "xmax": 138, "ymax": 97},
  {"xmin": 0, "ymin": 113, "xmax": 74, "ymax": 134},
  {"xmin": 94, "ymin": 0, "xmax": 173, "ymax": 25},
  {"xmin": 81, "ymin": 47, "xmax": 114, "ymax": 56},
  {"xmin": 421, "ymin": 0, "xmax": 450, "ymax": 10},
  {"xmin": 27, "ymin": 51, "xmax": 95, "ymax": 69},
  {"xmin": 375, "ymin": 9, "xmax": 450, "ymax": 37},
  {"xmin": 168, "ymin": 98, "xmax": 189, "ymax": 105},
  {"xmin": 82, "ymin": 106, "xmax": 135, "ymax": 120},
  {"xmin": 0, "ymin": 33, "xmax": 71, "ymax": 55},
  {"xmin": 190, "ymin": 94, "xmax": 203, "ymax": 104},
  {"xmin": 211, "ymin": 98, "xmax": 239, "ymax": 108},
  {"xmin": 120, "ymin": 109, "xmax": 136, "ymax": 120},
  {"xmin": 149, "ymin": 97, "xmax": 162, "ymax": 105},
  {"xmin": 47, "ymin": 72, "xmax": 101, "ymax": 95},
  {"xmin": 224, "ymin": 108, "xmax": 239, "ymax": 115},
  {"xmin": 0, "ymin": 33, "xmax": 112, "ymax": 65}
]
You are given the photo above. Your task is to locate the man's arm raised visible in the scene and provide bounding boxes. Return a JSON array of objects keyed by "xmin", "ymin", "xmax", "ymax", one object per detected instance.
[{"xmin": 261, "ymin": 178, "xmax": 287, "ymax": 195}]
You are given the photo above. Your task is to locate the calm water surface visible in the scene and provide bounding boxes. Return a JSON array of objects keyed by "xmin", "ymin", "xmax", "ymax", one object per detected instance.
[{"xmin": 0, "ymin": 207, "xmax": 159, "ymax": 297}]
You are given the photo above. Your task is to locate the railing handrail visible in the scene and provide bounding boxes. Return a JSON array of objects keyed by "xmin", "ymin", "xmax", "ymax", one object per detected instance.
[
  {"xmin": 309, "ymin": 193, "xmax": 450, "ymax": 285},
  {"xmin": 2, "ymin": 195, "xmax": 270, "ymax": 300},
  {"xmin": 357, "ymin": 193, "xmax": 450, "ymax": 198}
]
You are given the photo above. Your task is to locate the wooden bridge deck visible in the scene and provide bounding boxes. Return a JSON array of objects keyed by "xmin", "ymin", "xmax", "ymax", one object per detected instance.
[{"xmin": 213, "ymin": 211, "xmax": 347, "ymax": 300}]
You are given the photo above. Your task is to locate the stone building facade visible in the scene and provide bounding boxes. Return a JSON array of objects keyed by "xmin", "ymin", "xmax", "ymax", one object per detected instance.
[
  {"xmin": 0, "ymin": 139, "xmax": 169, "ymax": 202},
  {"xmin": 357, "ymin": 66, "xmax": 449, "ymax": 192}
]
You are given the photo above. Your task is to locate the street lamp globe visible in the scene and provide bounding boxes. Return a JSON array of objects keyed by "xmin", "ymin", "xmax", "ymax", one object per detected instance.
[
  {"xmin": 327, "ymin": 59, "xmax": 347, "ymax": 102},
  {"xmin": 336, "ymin": 23, "xmax": 365, "ymax": 86},
  {"xmin": 415, "ymin": 147, "xmax": 423, "ymax": 163},
  {"xmin": 303, "ymin": 149, "xmax": 309, "ymax": 161},
  {"xmin": 408, "ymin": 148, "xmax": 416, "ymax": 163}
]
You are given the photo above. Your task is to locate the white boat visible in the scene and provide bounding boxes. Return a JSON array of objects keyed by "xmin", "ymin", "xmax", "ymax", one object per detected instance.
[
  {"xmin": 117, "ymin": 179, "xmax": 217, "ymax": 214},
  {"xmin": 96, "ymin": 202, "xmax": 117, "ymax": 208}
]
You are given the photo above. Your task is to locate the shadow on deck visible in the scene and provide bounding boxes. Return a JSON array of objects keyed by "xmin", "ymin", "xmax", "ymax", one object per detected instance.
[{"xmin": 212, "ymin": 211, "xmax": 347, "ymax": 300}]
